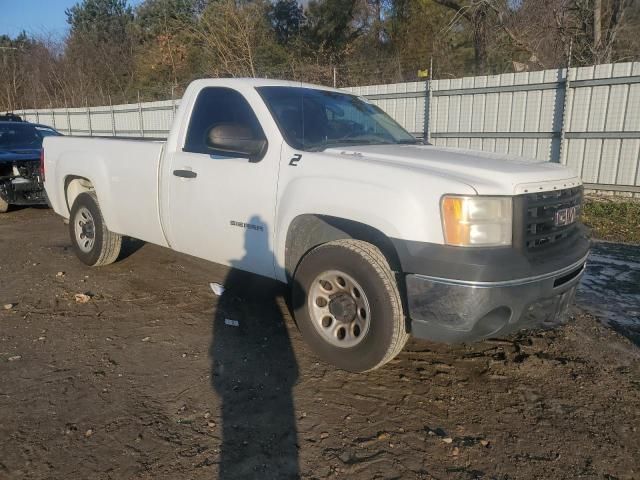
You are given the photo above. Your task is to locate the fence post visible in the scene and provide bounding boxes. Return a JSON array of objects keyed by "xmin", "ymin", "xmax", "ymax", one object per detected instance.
[
  {"xmin": 171, "ymin": 85, "xmax": 177, "ymax": 116},
  {"xmin": 557, "ymin": 42, "xmax": 573, "ymax": 164},
  {"xmin": 425, "ymin": 57, "xmax": 433, "ymax": 144},
  {"xmin": 138, "ymin": 90, "xmax": 144, "ymax": 138},
  {"xmin": 171, "ymin": 85, "xmax": 178, "ymax": 139},
  {"xmin": 35, "ymin": 110, "xmax": 39, "ymax": 124},
  {"xmin": 66, "ymin": 104, "xmax": 72, "ymax": 136},
  {"xmin": 109, "ymin": 95, "xmax": 116, "ymax": 136},
  {"xmin": 557, "ymin": 73, "xmax": 572, "ymax": 164},
  {"xmin": 333, "ymin": 67, "xmax": 337, "ymax": 88},
  {"xmin": 51, "ymin": 106, "xmax": 57, "ymax": 129},
  {"xmin": 85, "ymin": 99, "xmax": 93, "ymax": 137}
]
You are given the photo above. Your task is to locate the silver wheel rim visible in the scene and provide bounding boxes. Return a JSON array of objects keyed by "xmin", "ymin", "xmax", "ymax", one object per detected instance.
[
  {"xmin": 74, "ymin": 207, "xmax": 96, "ymax": 253},
  {"xmin": 308, "ymin": 270, "xmax": 371, "ymax": 348}
]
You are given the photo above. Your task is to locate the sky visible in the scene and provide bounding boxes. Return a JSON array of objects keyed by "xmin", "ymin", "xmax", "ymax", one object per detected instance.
[{"xmin": 0, "ymin": 0, "xmax": 143, "ymax": 39}]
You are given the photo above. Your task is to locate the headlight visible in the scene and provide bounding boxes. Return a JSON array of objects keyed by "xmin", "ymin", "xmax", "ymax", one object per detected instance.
[{"xmin": 441, "ymin": 195, "xmax": 512, "ymax": 247}]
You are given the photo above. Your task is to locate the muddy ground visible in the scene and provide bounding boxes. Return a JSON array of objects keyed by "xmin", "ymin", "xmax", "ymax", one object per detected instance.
[
  {"xmin": 1, "ymin": 208, "xmax": 639, "ymax": 480},
  {"xmin": 578, "ymin": 241, "xmax": 640, "ymax": 347}
]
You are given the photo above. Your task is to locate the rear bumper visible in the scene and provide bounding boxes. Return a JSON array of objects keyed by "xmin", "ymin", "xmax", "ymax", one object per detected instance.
[
  {"xmin": 0, "ymin": 177, "xmax": 47, "ymax": 205},
  {"xmin": 405, "ymin": 254, "xmax": 588, "ymax": 343}
]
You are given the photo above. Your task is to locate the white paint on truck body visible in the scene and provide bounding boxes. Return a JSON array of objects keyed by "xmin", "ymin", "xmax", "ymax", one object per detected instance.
[
  {"xmin": 44, "ymin": 78, "xmax": 582, "ymax": 283},
  {"xmin": 45, "ymin": 137, "xmax": 167, "ymax": 247}
]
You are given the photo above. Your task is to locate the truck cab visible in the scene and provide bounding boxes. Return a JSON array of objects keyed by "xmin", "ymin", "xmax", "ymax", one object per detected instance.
[{"xmin": 44, "ymin": 78, "xmax": 590, "ymax": 372}]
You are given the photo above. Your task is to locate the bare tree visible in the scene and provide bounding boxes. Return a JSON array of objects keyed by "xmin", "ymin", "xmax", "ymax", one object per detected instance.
[
  {"xmin": 187, "ymin": 0, "xmax": 272, "ymax": 78},
  {"xmin": 434, "ymin": 0, "xmax": 496, "ymax": 74}
]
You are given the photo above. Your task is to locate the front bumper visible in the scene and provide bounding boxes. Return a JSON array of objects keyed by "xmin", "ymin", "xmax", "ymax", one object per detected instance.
[{"xmin": 406, "ymin": 254, "xmax": 588, "ymax": 343}]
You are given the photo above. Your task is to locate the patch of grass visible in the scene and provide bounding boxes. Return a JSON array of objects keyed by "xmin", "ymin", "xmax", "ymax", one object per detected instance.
[{"xmin": 582, "ymin": 196, "xmax": 640, "ymax": 244}]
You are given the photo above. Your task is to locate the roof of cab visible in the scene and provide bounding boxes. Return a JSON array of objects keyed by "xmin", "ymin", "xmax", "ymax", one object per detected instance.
[{"xmin": 187, "ymin": 77, "xmax": 345, "ymax": 94}]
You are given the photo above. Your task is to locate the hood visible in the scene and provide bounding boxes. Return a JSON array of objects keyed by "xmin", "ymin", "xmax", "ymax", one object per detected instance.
[
  {"xmin": 324, "ymin": 144, "xmax": 581, "ymax": 195},
  {"xmin": 0, "ymin": 148, "xmax": 41, "ymax": 164}
]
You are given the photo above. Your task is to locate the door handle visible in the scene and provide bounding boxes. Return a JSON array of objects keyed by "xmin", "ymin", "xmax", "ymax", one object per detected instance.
[{"xmin": 173, "ymin": 169, "xmax": 197, "ymax": 179}]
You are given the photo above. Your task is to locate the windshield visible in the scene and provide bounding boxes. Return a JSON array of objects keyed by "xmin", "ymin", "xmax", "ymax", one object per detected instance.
[
  {"xmin": 0, "ymin": 124, "xmax": 60, "ymax": 150},
  {"xmin": 257, "ymin": 86, "xmax": 418, "ymax": 151}
]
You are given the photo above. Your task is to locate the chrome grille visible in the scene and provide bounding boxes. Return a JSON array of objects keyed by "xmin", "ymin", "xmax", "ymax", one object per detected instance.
[{"xmin": 523, "ymin": 186, "xmax": 583, "ymax": 250}]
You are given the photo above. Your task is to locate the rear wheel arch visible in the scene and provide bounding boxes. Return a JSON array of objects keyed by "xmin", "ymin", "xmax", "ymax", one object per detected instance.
[
  {"xmin": 65, "ymin": 176, "xmax": 95, "ymax": 214},
  {"xmin": 284, "ymin": 214, "xmax": 403, "ymax": 280}
]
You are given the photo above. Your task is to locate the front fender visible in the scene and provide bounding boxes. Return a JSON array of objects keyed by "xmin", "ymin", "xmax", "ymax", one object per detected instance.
[{"xmin": 274, "ymin": 175, "xmax": 444, "ymax": 282}]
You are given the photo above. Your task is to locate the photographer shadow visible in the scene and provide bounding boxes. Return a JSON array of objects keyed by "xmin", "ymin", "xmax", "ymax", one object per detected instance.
[{"xmin": 210, "ymin": 216, "xmax": 301, "ymax": 479}]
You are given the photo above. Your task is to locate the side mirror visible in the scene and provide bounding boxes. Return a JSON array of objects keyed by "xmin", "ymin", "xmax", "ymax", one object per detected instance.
[{"xmin": 205, "ymin": 123, "xmax": 267, "ymax": 162}]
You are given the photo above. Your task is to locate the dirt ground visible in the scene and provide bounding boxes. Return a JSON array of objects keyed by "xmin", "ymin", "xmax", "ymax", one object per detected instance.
[{"xmin": 1, "ymin": 208, "xmax": 639, "ymax": 480}]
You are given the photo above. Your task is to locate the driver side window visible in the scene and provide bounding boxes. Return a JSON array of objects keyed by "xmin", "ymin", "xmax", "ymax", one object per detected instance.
[{"xmin": 183, "ymin": 87, "xmax": 265, "ymax": 156}]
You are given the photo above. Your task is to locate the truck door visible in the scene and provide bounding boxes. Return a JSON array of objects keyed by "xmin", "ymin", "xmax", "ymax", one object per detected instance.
[{"xmin": 161, "ymin": 87, "xmax": 278, "ymax": 279}]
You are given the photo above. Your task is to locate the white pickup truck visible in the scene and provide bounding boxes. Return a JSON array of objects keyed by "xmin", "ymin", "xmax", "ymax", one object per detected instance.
[{"xmin": 43, "ymin": 79, "xmax": 590, "ymax": 371}]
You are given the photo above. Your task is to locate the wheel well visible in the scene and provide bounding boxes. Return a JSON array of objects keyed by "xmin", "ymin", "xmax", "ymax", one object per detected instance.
[
  {"xmin": 285, "ymin": 214, "xmax": 402, "ymax": 279},
  {"xmin": 65, "ymin": 176, "xmax": 95, "ymax": 213}
]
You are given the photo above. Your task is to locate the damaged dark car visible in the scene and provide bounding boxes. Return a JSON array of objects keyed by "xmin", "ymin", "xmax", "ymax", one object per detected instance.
[{"xmin": 0, "ymin": 122, "xmax": 61, "ymax": 213}]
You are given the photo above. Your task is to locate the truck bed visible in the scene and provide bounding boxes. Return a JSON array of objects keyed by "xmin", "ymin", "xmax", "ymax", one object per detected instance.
[{"xmin": 44, "ymin": 136, "xmax": 168, "ymax": 247}]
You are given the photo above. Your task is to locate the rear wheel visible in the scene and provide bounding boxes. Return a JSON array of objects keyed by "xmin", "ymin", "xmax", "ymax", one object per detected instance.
[
  {"xmin": 0, "ymin": 196, "xmax": 8, "ymax": 213},
  {"xmin": 69, "ymin": 192, "xmax": 122, "ymax": 266},
  {"xmin": 292, "ymin": 239, "xmax": 408, "ymax": 372}
]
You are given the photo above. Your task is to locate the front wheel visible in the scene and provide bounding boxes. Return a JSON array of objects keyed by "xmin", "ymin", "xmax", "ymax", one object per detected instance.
[
  {"xmin": 69, "ymin": 192, "xmax": 122, "ymax": 266},
  {"xmin": 292, "ymin": 239, "xmax": 409, "ymax": 372}
]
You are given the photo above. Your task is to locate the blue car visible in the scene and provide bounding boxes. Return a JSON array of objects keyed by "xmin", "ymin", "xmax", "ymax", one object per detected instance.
[{"xmin": 0, "ymin": 121, "xmax": 62, "ymax": 213}]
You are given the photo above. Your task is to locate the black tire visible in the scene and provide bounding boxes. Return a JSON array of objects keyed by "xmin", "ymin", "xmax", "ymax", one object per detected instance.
[
  {"xmin": 69, "ymin": 192, "xmax": 122, "ymax": 266},
  {"xmin": 292, "ymin": 239, "xmax": 409, "ymax": 372},
  {"xmin": 0, "ymin": 196, "xmax": 8, "ymax": 213}
]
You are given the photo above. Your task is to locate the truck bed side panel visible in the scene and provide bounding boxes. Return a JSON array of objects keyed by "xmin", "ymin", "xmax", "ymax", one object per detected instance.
[{"xmin": 44, "ymin": 136, "xmax": 168, "ymax": 247}]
